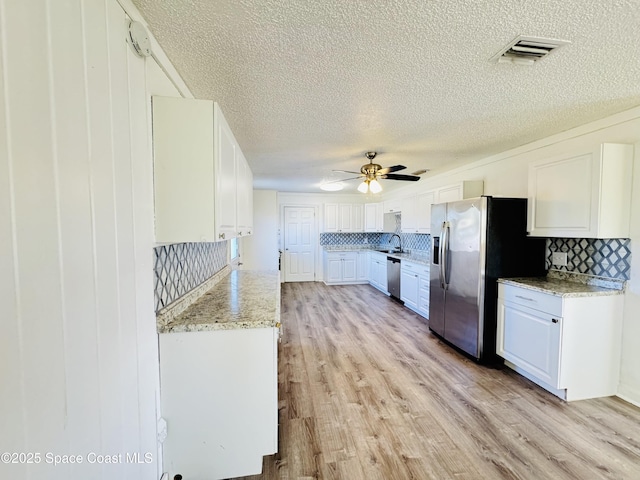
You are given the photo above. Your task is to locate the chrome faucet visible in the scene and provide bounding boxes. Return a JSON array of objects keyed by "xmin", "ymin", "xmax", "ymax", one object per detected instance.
[{"xmin": 389, "ymin": 234, "xmax": 402, "ymax": 253}]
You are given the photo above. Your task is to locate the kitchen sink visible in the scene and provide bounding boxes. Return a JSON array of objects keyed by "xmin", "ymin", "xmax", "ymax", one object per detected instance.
[{"xmin": 376, "ymin": 249, "xmax": 401, "ymax": 254}]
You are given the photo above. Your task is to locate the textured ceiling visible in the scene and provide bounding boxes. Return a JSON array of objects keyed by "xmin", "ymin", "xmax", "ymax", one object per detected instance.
[{"xmin": 133, "ymin": 0, "xmax": 640, "ymax": 193}]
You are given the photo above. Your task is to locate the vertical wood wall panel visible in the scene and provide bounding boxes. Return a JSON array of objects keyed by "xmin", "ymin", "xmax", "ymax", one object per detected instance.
[
  {"xmin": 104, "ymin": 2, "xmax": 146, "ymax": 477},
  {"xmin": 82, "ymin": 0, "xmax": 126, "ymax": 475},
  {"xmin": 0, "ymin": 0, "xmax": 163, "ymax": 478},
  {"xmin": 7, "ymin": 1, "xmax": 70, "ymax": 477},
  {"xmin": 127, "ymin": 19, "xmax": 160, "ymax": 480},
  {"xmin": 48, "ymin": 2, "xmax": 103, "ymax": 478},
  {"xmin": 0, "ymin": 0, "xmax": 27, "ymax": 476}
]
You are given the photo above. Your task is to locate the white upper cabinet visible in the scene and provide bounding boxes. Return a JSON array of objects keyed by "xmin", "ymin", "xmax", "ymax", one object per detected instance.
[
  {"xmin": 364, "ymin": 202, "xmax": 384, "ymax": 232},
  {"xmin": 402, "ymin": 181, "xmax": 483, "ymax": 234},
  {"xmin": 236, "ymin": 149, "xmax": 254, "ymax": 237},
  {"xmin": 383, "ymin": 198, "xmax": 402, "ymax": 213},
  {"xmin": 527, "ymin": 144, "xmax": 633, "ymax": 238},
  {"xmin": 436, "ymin": 181, "xmax": 483, "ymax": 204},
  {"xmin": 214, "ymin": 102, "xmax": 238, "ymax": 240},
  {"xmin": 323, "ymin": 203, "xmax": 364, "ymax": 232},
  {"xmin": 152, "ymin": 96, "xmax": 253, "ymax": 243},
  {"xmin": 400, "ymin": 196, "xmax": 417, "ymax": 233}
]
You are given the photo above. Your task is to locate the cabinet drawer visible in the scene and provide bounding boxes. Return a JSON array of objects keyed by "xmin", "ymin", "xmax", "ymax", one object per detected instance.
[
  {"xmin": 499, "ymin": 284, "xmax": 562, "ymax": 316},
  {"xmin": 402, "ymin": 261, "xmax": 429, "ymax": 277}
]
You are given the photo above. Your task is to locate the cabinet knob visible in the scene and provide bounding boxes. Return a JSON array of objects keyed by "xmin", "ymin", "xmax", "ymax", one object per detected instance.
[
  {"xmin": 218, "ymin": 233, "xmax": 225, "ymax": 239},
  {"xmin": 552, "ymin": 318, "xmax": 559, "ymax": 324}
]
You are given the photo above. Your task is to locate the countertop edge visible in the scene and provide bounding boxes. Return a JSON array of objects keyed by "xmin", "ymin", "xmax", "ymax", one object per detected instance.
[
  {"xmin": 498, "ymin": 277, "xmax": 624, "ymax": 298},
  {"xmin": 157, "ymin": 269, "xmax": 281, "ymax": 334}
]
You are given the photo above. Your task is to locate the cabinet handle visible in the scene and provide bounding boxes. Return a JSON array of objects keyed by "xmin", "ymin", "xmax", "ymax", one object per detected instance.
[
  {"xmin": 515, "ymin": 295, "xmax": 534, "ymax": 302},
  {"xmin": 552, "ymin": 318, "xmax": 559, "ymax": 324},
  {"xmin": 218, "ymin": 233, "xmax": 226, "ymax": 240}
]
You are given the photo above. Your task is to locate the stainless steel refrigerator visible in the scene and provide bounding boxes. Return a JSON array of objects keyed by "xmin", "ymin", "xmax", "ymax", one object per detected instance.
[{"xmin": 429, "ymin": 196, "xmax": 546, "ymax": 362}]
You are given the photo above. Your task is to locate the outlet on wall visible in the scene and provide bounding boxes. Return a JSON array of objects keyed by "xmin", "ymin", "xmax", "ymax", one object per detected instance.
[{"xmin": 551, "ymin": 252, "xmax": 568, "ymax": 266}]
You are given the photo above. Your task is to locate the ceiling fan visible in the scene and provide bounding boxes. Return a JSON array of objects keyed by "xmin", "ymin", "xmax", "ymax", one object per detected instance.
[{"xmin": 332, "ymin": 151, "xmax": 423, "ymax": 193}]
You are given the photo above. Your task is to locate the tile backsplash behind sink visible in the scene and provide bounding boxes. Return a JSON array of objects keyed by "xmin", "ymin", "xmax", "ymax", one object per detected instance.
[{"xmin": 321, "ymin": 231, "xmax": 631, "ymax": 282}]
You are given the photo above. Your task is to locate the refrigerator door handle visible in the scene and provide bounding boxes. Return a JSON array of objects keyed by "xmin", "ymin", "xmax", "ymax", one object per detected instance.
[
  {"xmin": 439, "ymin": 222, "xmax": 449, "ymax": 290},
  {"xmin": 441, "ymin": 221, "xmax": 450, "ymax": 289}
]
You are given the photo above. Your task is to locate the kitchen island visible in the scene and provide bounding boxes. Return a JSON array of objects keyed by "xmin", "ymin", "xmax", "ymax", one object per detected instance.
[{"xmin": 157, "ymin": 269, "xmax": 280, "ymax": 480}]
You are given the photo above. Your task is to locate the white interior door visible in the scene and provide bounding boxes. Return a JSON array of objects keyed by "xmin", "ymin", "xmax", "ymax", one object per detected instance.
[{"xmin": 283, "ymin": 207, "xmax": 316, "ymax": 282}]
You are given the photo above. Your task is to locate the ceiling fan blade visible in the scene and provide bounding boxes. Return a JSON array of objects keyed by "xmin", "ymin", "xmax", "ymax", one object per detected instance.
[
  {"xmin": 382, "ymin": 173, "xmax": 421, "ymax": 181},
  {"xmin": 332, "ymin": 169, "xmax": 361, "ymax": 175},
  {"xmin": 377, "ymin": 165, "xmax": 406, "ymax": 175},
  {"xmin": 324, "ymin": 176, "xmax": 362, "ymax": 184}
]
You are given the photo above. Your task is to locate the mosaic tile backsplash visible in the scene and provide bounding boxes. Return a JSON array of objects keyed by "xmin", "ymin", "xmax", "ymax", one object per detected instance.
[
  {"xmin": 154, "ymin": 241, "xmax": 228, "ymax": 311},
  {"xmin": 319, "ymin": 214, "xmax": 431, "ymax": 253},
  {"xmin": 546, "ymin": 238, "xmax": 631, "ymax": 280}
]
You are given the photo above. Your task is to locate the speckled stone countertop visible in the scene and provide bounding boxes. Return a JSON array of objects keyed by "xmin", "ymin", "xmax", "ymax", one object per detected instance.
[
  {"xmin": 499, "ymin": 270, "xmax": 625, "ymax": 298},
  {"xmin": 323, "ymin": 245, "xmax": 430, "ymax": 266},
  {"xmin": 157, "ymin": 270, "xmax": 281, "ymax": 334}
]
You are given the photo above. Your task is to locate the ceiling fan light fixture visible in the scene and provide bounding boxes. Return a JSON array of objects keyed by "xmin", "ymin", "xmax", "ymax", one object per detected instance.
[
  {"xmin": 369, "ymin": 179, "xmax": 382, "ymax": 194},
  {"xmin": 320, "ymin": 182, "xmax": 344, "ymax": 191},
  {"xmin": 357, "ymin": 181, "xmax": 369, "ymax": 193}
]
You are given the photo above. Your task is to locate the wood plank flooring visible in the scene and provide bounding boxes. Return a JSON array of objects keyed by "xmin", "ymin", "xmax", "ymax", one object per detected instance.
[{"xmin": 236, "ymin": 282, "xmax": 640, "ymax": 480}]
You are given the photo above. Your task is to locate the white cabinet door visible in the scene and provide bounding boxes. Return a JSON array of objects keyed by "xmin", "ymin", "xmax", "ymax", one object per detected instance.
[
  {"xmin": 498, "ymin": 299, "xmax": 561, "ymax": 388},
  {"xmin": 342, "ymin": 255, "xmax": 357, "ymax": 282},
  {"xmin": 214, "ymin": 102, "xmax": 238, "ymax": 240},
  {"xmin": 436, "ymin": 184, "xmax": 462, "ymax": 204},
  {"xmin": 400, "ymin": 268, "xmax": 419, "ymax": 309},
  {"xmin": 152, "ymin": 96, "xmax": 216, "ymax": 243},
  {"xmin": 325, "ymin": 255, "xmax": 343, "ymax": 283},
  {"xmin": 357, "ymin": 251, "xmax": 369, "ymax": 281},
  {"xmin": 351, "ymin": 204, "xmax": 364, "ymax": 232},
  {"xmin": 401, "ymin": 195, "xmax": 417, "ymax": 233},
  {"xmin": 339, "ymin": 204, "xmax": 353, "ymax": 231},
  {"xmin": 377, "ymin": 258, "xmax": 388, "ymax": 291},
  {"xmin": 236, "ymin": 149, "xmax": 253, "ymax": 236},
  {"xmin": 416, "ymin": 191, "xmax": 436, "ymax": 234},
  {"xmin": 383, "ymin": 198, "xmax": 402, "ymax": 213},
  {"xmin": 368, "ymin": 254, "xmax": 388, "ymax": 293},
  {"xmin": 364, "ymin": 202, "xmax": 384, "ymax": 232},
  {"xmin": 527, "ymin": 144, "xmax": 632, "ymax": 238},
  {"xmin": 324, "ymin": 204, "xmax": 339, "ymax": 232}
]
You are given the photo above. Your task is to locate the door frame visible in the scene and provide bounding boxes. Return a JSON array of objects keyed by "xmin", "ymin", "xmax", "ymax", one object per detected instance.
[{"xmin": 279, "ymin": 204, "xmax": 320, "ymax": 282}]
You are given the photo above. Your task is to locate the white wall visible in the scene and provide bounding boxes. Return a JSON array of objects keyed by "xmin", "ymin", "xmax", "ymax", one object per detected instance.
[
  {"xmin": 241, "ymin": 190, "xmax": 279, "ymax": 270},
  {"xmin": 385, "ymin": 107, "xmax": 640, "ymax": 406},
  {"xmin": 0, "ymin": 1, "xmax": 185, "ymax": 478}
]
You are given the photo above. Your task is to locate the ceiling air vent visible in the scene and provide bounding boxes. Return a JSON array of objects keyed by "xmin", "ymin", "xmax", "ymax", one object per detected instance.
[{"xmin": 491, "ymin": 35, "xmax": 570, "ymax": 65}]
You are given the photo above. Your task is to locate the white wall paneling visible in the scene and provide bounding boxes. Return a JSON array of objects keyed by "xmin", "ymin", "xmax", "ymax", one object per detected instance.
[{"xmin": 0, "ymin": 0, "xmax": 172, "ymax": 477}]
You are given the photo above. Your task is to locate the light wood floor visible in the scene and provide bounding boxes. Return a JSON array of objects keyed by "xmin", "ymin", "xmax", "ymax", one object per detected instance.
[{"xmin": 237, "ymin": 282, "xmax": 640, "ymax": 480}]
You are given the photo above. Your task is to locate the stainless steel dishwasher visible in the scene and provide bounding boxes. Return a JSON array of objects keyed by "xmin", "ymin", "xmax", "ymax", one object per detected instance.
[{"xmin": 387, "ymin": 257, "xmax": 401, "ymax": 300}]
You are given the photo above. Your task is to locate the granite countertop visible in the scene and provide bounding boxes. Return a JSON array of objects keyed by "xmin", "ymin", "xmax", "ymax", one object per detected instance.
[
  {"xmin": 498, "ymin": 270, "xmax": 625, "ymax": 298},
  {"xmin": 323, "ymin": 245, "xmax": 430, "ymax": 266},
  {"xmin": 157, "ymin": 270, "xmax": 281, "ymax": 334}
]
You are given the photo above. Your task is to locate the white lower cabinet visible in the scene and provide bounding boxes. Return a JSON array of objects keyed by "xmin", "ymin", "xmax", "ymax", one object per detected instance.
[
  {"xmin": 369, "ymin": 252, "xmax": 388, "ymax": 293},
  {"xmin": 400, "ymin": 260, "xmax": 430, "ymax": 318},
  {"xmin": 497, "ymin": 283, "xmax": 623, "ymax": 401},
  {"xmin": 324, "ymin": 251, "xmax": 366, "ymax": 284},
  {"xmin": 357, "ymin": 251, "xmax": 369, "ymax": 282},
  {"xmin": 418, "ymin": 276, "xmax": 430, "ymax": 318},
  {"xmin": 160, "ymin": 327, "xmax": 278, "ymax": 479}
]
